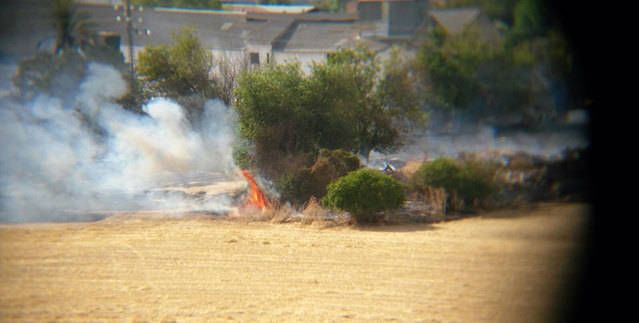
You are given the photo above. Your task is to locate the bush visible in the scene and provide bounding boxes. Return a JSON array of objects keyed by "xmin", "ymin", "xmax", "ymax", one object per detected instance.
[
  {"xmin": 232, "ymin": 141, "xmax": 254, "ymax": 170},
  {"xmin": 322, "ymin": 168, "xmax": 405, "ymax": 223},
  {"xmin": 410, "ymin": 157, "xmax": 461, "ymax": 192},
  {"xmin": 276, "ymin": 168, "xmax": 315, "ymax": 205},
  {"xmin": 308, "ymin": 149, "xmax": 360, "ymax": 196},
  {"xmin": 410, "ymin": 157, "xmax": 496, "ymax": 212},
  {"xmin": 457, "ymin": 160, "xmax": 497, "ymax": 203},
  {"xmin": 276, "ymin": 149, "xmax": 360, "ymax": 205}
]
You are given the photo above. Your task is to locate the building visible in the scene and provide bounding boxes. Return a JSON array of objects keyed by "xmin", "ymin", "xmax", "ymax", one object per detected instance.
[
  {"xmin": 428, "ymin": 7, "xmax": 501, "ymax": 42},
  {"xmin": 78, "ymin": 3, "xmax": 388, "ymax": 73},
  {"xmin": 2, "ymin": 1, "xmax": 502, "ymax": 76},
  {"xmin": 356, "ymin": 0, "xmax": 428, "ymax": 38}
]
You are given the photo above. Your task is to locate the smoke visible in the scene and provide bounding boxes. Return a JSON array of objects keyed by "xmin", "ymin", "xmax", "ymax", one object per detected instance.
[
  {"xmin": 368, "ymin": 122, "xmax": 589, "ymax": 167},
  {"xmin": 0, "ymin": 63, "xmax": 241, "ymax": 223}
]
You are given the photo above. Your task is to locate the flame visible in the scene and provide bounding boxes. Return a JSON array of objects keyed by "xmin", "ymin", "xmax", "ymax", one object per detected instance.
[{"xmin": 240, "ymin": 170, "xmax": 269, "ymax": 210}]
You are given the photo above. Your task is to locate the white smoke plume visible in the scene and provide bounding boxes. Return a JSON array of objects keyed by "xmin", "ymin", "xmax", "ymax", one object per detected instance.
[
  {"xmin": 0, "ymin": 63, "xmax": 241, "ymax": 222},
  {"xmin": 368, "ymin": 121, "xmax": 590, "ymax": 168}
]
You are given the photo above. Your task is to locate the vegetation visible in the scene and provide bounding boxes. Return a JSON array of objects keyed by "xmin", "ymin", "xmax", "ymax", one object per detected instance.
[
  {"xmin": 410, "ymin": 158, "xmax": 496, "ymax": 212},
  {"xmin": 277, "ymin": 149, "xmax": 361, "ymax": 205},
  {"xmin": 323, "ymin": 169, "xmax": 405, "ymax": 223},
  {"xmin": 136, "ymin": 27, "xmax": 220, "ymax": 122},
  {"xmin": 13, "ymin": 0, "xmax": 127, "ymax": 103},
  {"xmin": 234, "ymin": 45, "xmax": 424, "ymax": 170},
  {"xmin": 313, "ymin": 0, "xmax": 340, "ymax": 12},
  {"xmin": 137, "ymin": 27, "xmax": 215, "ymax": 99},
  {"xmin": 233, "ymin": 45, "xmax": 424, "ymax": 206},
  {"xmin": 416, "ymin": 0, "xmax": 576, "ymax": 125},
  {"xmin": 321, "ymin": 45, "xmax": 425, "ymax": 159},
  {"xmin": 213, "ymin": 55, "xmax": 247, "ymax": 106}
]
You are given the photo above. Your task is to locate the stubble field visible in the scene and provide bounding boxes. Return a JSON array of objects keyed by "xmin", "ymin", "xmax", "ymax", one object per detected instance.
[{"xmin": 0, "ymin": 203, "xmax": 588, "ymax": 322}]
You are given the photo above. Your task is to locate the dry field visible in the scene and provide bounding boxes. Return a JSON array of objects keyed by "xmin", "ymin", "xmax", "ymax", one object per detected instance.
[{"xmin": 0, "ymin": 203, "xmax": 588, "ymax": 322}]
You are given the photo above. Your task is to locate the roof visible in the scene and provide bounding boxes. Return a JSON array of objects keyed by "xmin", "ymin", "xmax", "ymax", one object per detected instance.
[
  {"xmin": 82, "ymin": 4, "xmax": 285, "ymax": 50},
  {"xmin": 84, "ymin": 5, "xmax": 365, "ymax": 50},
  {"xmin": 0, "ymin": 0, "xmax": 57, "ymax": 60},
  {"xmin": 429, "ymin": 7, "xmax": 480, "ymax": 35},
  {"xmin": 221, "ymin": 3, "xmax": 317, "ymax": 14},
  {"xmin": 0, "ymin": 1, "xmax": 394, "ymax": 61},
  {"xmin": 245, "ymin": 11, "xmax": 357, "ymax": 22},
  {"xmin": 276, "ymin": 22, "xmax": 386, "ymax": 53}
]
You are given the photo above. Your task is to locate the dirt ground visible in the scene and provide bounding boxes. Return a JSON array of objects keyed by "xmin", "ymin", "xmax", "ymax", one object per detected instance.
[{"xmin": 0, "ymin": 203, "xmax": 588, "ymax": 322}]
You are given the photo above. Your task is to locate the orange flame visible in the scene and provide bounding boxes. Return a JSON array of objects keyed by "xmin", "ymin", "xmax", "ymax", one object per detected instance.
[{"xmin": 240, "ymin": 170, "xmax": 269, "ymax": 210}]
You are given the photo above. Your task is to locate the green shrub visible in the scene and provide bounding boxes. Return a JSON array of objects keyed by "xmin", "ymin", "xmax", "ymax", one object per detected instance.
[
  {"xmin": 410, "ymin": 157, "xmax": 496, "ymax": 211},
  {"xmin": 276, "ymin": 168, "xmax": 315, "ymax": 205},
  {"xmin": 322, "ymin": 168, "xmax": 405, "ymax": 223},
  {"xmin": 458, "ymin": 160, "xmax": 497, "ymax": 202},
  {"xmin": 410, "ymin": 157, "xmax": 461, "ymax": 192}
]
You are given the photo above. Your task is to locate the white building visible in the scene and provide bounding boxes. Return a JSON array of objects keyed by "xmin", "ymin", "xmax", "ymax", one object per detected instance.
[{"xmin": 80, "ymin": 3, "xmax": 393, "ymax": 73}]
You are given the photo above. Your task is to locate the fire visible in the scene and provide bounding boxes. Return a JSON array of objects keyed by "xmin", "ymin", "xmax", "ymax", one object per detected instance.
[{"xmin": 240, "ymin": 170, "xmax": 270, "ymax": 210}]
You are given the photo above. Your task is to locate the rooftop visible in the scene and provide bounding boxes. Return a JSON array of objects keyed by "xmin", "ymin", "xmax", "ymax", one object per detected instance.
[
  {"xmin": 0, "ymin": 1, "xmax": 402, "ymax": 61},
  {"xmin": 429, "ymin": 7, "xmax": 480, "ymax": 34},
  {"xmin": 276, "ymin": 22, "xmax": 386, "ymax": 52}
]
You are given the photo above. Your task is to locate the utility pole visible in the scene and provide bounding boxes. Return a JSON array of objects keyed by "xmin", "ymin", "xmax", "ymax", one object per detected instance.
[
  {"xmin": 114, "ymin": 1, "xmax": 150, "ymax": 97},
  {"xmin": 125, "ymin": 0, "xmax": 135, "ymax": 92}
]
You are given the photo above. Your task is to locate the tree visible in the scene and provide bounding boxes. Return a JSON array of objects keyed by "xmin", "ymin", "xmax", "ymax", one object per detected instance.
[
  {"xmin": 416, "ymin": 0, "xmax": 579, "ymax": 124},
  {"xmin": 136, "ymin": 27, "xmax": 218, "ymax": 121},
  {"xmin": 234, "ymin": 63, "xmax": 314, "ymax": 173},
  {"xmin": 52, "ymin": 0, "xmax": 95, "ymax": 55},
  {"xmin": 511, "ymin": 0, "xmax": 548, "ymax": 42},
  {"xmin": 323, "ymin": 169, "xmax": 405, "ymax": 223},
  {"xmin": 137, "ymin": 27, "xmax": 215, "ymax": 98},
  {"xmin": 313, "ymin": 45, "xmax": 425, "ymax": 160},
  {"xmin": 13, "ymin": 0, "xmax": 127, "ymax": 102},
  {"xmin": 416, "ymin": 26, "xmax": 502, "ymax": 111},
  {"xmin": 234, "ymin": 44, "xmax": 424, "ymax": 174},
  {"xmin": 212, "ymin": 54, "xmax": 248, "ymax": 106}
]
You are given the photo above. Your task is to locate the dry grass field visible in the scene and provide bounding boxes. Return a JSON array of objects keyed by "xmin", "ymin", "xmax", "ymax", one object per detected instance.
[{"xmin": 0, "ymin": 203, "xmax": 588, "ymax": 322}]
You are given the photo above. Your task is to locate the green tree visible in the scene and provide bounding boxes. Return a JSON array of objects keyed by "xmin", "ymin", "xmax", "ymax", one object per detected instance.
[
  {"xmin": 315, "ymin": 45, "xmax": 424, "ymax": 160},
  {"xmin": 416, "ymin": 0, "xmax": 578, "ymax": 122},
  {"xmin": 416, "ymin": 26, "xmax": 501, "ymax": 111},
  {"xmin": 137, "ymin": 27, "xmax": 215, "ymax": 99},
  {"xmin": 234, "ymin": 63, "xmax": 312, "ymax": 156},
  {"xmin": 235, "ymin": 44, "xmax": 424, "ymax": 172},
  {"xmin": 137, "ymin": 27, "xmax": 222, "ymax": 122},
  {"xmin": 323, "ymin": 169, "xmax": 405, "ymax": 223},
  {"xmin": 511, "ymin": 0, "xmax": 547, "ymax": 42}
]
